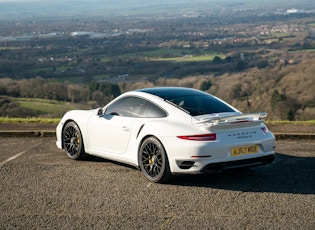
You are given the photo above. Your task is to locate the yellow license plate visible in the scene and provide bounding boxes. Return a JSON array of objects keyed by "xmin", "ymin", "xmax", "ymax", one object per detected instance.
[{"xmin": 231, "ymin": 145, "xmax": 259, "ymax": 156}]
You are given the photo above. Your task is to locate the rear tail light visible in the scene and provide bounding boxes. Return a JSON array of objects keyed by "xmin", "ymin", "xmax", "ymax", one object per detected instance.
[
  {"xmin": 261, "ymin": 127, "xmax": 270, "ymax": 135},
  {"xmin": 177, "ymin": 133, "xmax": 216, "ymax": 141}
]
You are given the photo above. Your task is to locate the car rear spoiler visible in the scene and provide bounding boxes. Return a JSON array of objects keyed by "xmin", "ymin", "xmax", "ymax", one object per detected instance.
[{"xmin": 194, "ymin": 112, "xmax": 268, "ymax": 126}]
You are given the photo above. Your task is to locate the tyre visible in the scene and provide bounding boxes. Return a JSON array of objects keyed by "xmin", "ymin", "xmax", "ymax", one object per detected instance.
[
  {"xmin": 63, "ymin": 121, "xmax": 87, "ymax": 160},
  {"xmin": 138, "ymin": 137, "xmax": 172, "ymax": 183}
]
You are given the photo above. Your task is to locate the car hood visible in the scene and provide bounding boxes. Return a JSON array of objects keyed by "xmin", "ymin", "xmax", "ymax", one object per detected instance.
[{"xmin": 60, "ymin": 109, "xmax": 97, "ymax": 123}]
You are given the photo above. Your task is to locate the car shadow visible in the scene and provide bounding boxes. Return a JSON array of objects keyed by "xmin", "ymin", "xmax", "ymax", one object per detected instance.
[
  {"xmin": 83, "ymin": 155, "xmax": 108, "ymax": 162},
  {"xmin": 83, "ymin": 155, "xmax": 138, "ymax": 170},
  {"xmin": 81, "ymin": 153, "xmax": 314, "ymax": 194},
  {"xmin": 169, "ymin": 153, "xmax": 315, "ymax": 195}
]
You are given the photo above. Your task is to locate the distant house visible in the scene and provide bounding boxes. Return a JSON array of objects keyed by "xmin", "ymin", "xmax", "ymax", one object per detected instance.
[
  {"xmin": 286, "ymin": 9, "xmax": 298, "ymax": 14},
  {"xmin": 279, "ymin": 59, "xmax": 297, "ymax": 66},
  {"xmin": 288, "ymin": 59, "xmax": 297, "ymax": 65}
]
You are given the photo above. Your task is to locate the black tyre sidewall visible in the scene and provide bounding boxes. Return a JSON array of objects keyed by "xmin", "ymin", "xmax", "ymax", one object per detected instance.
[
  {"xmin": 63, "ymin": 121, "xmax": 85, "ymax": 160},
  {"xmin": 139, "ymin": 137, "xmax": 171, "ymax": 183}
]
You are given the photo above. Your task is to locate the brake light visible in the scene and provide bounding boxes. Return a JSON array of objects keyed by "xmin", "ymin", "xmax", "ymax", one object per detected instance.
[
  {"xmin": 177, "ymin": 133, "xmax": 216, "ymax": 141},
  {"xmin": 231, "ymin": 120, "xmax": 250, "ymax": 124},
  {"xmin": 261, "ymin": 127, "xmax": 270, "ymax": 135}
]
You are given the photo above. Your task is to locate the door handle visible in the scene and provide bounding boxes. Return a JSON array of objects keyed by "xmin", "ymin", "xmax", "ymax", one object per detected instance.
[{"xmin": 121, "ymin": 126, "xmax": 130, "ymax": 132}]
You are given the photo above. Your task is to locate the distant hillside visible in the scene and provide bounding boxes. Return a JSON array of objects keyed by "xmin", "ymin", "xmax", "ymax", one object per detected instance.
[
  {"xmin": 117, "ymin": 57, "xmax": 315, "ymax": 121},
  {"xmin": 1, "ymin": 57, "xmax": 314, "ymax": 120},
  {"xmin": 205, "ymin": 58, "xmax": 315, "ymax": 120},
  {"xmin": 0, "ymin": 0, "xmax": 312, "ymax": 20}
]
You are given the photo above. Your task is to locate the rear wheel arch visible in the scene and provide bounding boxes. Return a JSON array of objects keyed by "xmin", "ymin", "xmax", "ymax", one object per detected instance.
[{"xmin": 138, "ymin": 135, "xmax": 172, "ymax": 183}]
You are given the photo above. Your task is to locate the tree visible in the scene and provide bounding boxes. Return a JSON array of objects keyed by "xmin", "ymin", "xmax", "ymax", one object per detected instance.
[
  {"xmin": 92, "ymin": 90, "xmax": 105, "ymax": 106},
  {"xmin": 67, "ymin": 84, "xmax": 89, "ymax": 103},
  {"xmin": 230, "ymin": 83, "xmax": 243, "ymax": 100},
  {"xmin": 199, "ymin": 80, "xmax": 212, "ymax": 91},
  {"xmin": 235, "ymin": 61, "xmax": 247, "ymax": 71},
  {"xmin": 270, "ymin": 90, "xmax": 300, "ymax": 120},
  {"xmin": 89, "ymin": 81, "xmax": 121, "ymax": 98},
  {"xmin": 212, "ymin": 56, "xmax": 222, "ymax": 64},
  {"xmin": 271, "ymin": 90, "xmax": 285, "ymax": 109},
  {"xmin": 225, "ymin": 56, "xmax": 232, "ymax": 62}
]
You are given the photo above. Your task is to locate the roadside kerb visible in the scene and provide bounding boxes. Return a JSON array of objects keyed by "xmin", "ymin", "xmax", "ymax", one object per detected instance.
[
  {"xmin": 273, "ymin": 132, "xmax": 315, "ymax": 140},
  {"xmin": 0, "ymin": 130, "xmax": 55, "ymax": 137}
]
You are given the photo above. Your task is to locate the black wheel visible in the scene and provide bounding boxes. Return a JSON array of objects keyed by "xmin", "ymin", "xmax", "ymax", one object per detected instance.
[
  {"xmin": 138, "ymin": 137, "xmax": 172, "ymax": 183},
  {"xmin": 63, "ymin": 121, "xmax": 87, "ymax": 160}
]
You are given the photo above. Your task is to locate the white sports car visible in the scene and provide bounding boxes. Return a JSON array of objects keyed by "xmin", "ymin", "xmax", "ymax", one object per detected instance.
[{"xmin": 56, "ymin": 87, "xmax": 275, "ymax": 183}]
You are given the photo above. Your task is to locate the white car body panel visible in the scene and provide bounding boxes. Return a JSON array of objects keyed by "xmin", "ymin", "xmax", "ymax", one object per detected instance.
[
  {"xmin": 56, "ymin": 88, "xmax": 276, "ymax": 176},
  {"xmin": 87, "ymin": 115, "xmax": 135, "ymax": 154}
]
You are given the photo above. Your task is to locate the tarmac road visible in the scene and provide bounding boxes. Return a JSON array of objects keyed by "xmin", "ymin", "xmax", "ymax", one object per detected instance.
[{"xmin": 0, "ymin": 137, "xmax": 314, "ymax": 230}]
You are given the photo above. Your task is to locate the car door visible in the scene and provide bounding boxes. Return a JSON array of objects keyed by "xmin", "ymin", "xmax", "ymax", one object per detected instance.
[
  {"xmin": 87, "ymin": 96, "xmax": 146, "ymax": 154},
  {"xmin": 87, "ymin": 114, "xmax": 135, "ymax": 154}
]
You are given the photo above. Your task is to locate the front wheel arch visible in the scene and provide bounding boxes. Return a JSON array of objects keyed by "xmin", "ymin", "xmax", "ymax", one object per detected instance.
[
  {"xmin": 61, "ymin": 120, "xmax": 75, "ymax": 149},
  {"xmin": 62, "ymin": 120, "xmax": 87, "ymax": 160}
]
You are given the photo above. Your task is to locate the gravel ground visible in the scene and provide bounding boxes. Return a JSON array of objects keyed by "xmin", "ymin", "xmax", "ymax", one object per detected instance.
[{"xmin": 0, "ymin": 137, "xmax": 314, "ymax": 229}]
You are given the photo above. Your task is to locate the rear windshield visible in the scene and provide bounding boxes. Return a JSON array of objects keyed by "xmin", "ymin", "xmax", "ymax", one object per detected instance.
[
  {"xmin": 167, "ymin": 95, "xmax": 235, "ymax": 116},
  {"xmin": 138, "ymin": 87, "xmax": 236, "ymax": 116}
]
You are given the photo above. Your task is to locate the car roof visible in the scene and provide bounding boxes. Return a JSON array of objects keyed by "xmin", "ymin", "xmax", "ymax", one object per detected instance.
[{"xmin": 136, "ymin": 87, "xmax": 208, "ymax": 100}]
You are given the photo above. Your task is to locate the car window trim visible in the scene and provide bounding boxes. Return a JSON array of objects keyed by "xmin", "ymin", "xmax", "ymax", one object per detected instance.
[{"xmin": 165, "ymin": 99, "xmax": 190, "ymax": 114}]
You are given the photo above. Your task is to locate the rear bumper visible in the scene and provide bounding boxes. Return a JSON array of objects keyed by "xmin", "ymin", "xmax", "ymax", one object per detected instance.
[
  {"xmin": 201, "ymin": 154, "xmax": 275, "ymax": 173},
  {"xmin": 171, "ymin": 152, "xmax": 275, "ymax": 175},
  {"xmin": 162, "ymin": 133, "xmax": 276, "ymax": 174}
]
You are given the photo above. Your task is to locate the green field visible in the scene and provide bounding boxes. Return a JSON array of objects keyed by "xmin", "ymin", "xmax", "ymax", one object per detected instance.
[
  {"xmin": 100, "ymin": 48, "xmax": 195, "ymax": 62},
  {"xmin": 100, "ymin": 48, "xmax": 224, "ymax": 62},
  {"xmin": 49, "ymin": 48, "xmax": 225, "ymax": 83},
  {"xmin": 152, "ymin": 54, "xmax": 226, "ymax": 62},
  {"xmin": 0, "ymin": 47, "xmax": 21, "ymax": 50},
  {"xmin": 288, "ymin": 49, "xmax": 315, "ymax": 53},
  {"xmin": 11, "ymin": 97, "xmax": 91, "ymax": 118}
]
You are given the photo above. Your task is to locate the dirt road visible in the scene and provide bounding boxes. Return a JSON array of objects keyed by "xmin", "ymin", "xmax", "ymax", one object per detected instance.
[{"xmin": 0, "ymin": 137, "xmax": 314, "ymax": 229}]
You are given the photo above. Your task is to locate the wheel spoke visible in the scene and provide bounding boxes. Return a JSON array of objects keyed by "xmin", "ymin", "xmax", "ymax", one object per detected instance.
[
  {"xmin": 153, "ymin": 163, "xmax": 161, "ymax": 176},
  {"xmin": 64, "ymin": 126, "xmax": 80, "ymax": 156},
  {"xmin": 62, "ymin": 122, "xmax": 87, "ymax": 160},
  {"xmin": 141, "ymin": 142, "xmax": 163, "ymax": 178},
  {"xmin": 139, "ymin": 137, "xmax": 171, "ymax": 183}
]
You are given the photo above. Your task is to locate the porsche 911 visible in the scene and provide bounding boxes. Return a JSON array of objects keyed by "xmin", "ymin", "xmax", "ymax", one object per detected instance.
[{"xmin": 56, "ymin": 87, "xmax": 275, "ymax": 183}]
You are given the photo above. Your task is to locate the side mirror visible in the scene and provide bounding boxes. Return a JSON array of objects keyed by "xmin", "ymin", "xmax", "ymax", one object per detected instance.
[{"xmin": 96, "ymin": 108, "xmax": 103, "ymax": 116}]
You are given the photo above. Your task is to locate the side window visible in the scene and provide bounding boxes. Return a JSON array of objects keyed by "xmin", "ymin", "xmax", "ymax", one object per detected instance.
[
  {"xmin": 141, "ymin": 102, "xmax": 167, "ymax": 118},
  {"xmin": 105, "ymin": 96, "xmax": 146, "ymax": 117}
]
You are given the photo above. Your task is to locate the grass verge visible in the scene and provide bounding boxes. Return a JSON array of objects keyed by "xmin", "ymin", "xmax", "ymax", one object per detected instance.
[
  {"xmin": 0, "ymin": 117, "xmax": 60, "ymax": 124},
  {"xmin": 265, "ymin": 120, "xmax": 315, "ymax": 125}
]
